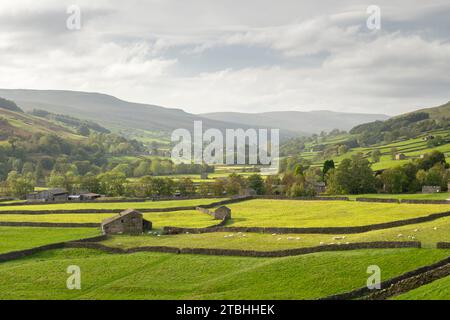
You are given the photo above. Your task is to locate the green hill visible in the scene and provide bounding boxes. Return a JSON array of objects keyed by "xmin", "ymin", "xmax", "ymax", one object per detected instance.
[{"xmin": 287, "ymin": 101, "xmax": 450, "ymax": 171}]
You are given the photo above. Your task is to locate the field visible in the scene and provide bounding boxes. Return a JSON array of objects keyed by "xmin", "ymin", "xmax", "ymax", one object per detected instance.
[
  {"xmin": 0, "ymin": 248, "xmax": 448, "ymax": 300},
  {"xmin": 303, "ymin": 129, "xmax": 450, "ymax": 170},
  {"xmin": 0, "ymin": 197, "xmax": 449, "ymax": 300},
  {"xmin": 103, "ymin": 215, "xmax": 450, "ymax": 250},
  {"xmin": 0, "ymin": 198, "xmax": 226, "ymax": 212},
  {"xmin": 393, "ymin": 275, "xmax": 450, "ymax": 300},
  {"xmin": 0, "ymin": 227, "xmax": 99, "ymax": 254},
  {"xmin": 224, "ymin": 200, "xmax": 450, "ymax": 228}
]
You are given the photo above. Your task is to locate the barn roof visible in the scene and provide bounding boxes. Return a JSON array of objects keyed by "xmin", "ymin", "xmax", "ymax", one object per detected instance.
[{"xmin": 101, "ymin": 209, "xmax": 142, "ymax": 225}]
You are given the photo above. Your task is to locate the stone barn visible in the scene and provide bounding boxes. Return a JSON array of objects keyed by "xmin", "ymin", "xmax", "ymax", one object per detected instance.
[
  {"xmin": 422, "ymin": 186, "xmax": 441, "ymax": 194},
  {"xmin": 213, "ymin": 206, "xmax": 231, "ymax": 220},
  {"xmin": 101, "ymin": 209, "xmax": 152, "ymax": 235}
]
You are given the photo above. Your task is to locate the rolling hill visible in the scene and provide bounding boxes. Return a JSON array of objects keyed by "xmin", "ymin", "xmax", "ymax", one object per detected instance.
[
  {"xmin": 0, "ymin": 89, "xmax": 389, "ymax": 140},
  {"xmin": 0, "ymin": 89, "xmax": 261, "ymax": 138},
  {"xmin": 201, "ymin": 110, "xmax": 389, "ymax": 134}
]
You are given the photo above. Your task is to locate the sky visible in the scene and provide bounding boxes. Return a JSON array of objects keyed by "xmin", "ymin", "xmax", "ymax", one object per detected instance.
[{"xmin": 0, "ymin": 0, "xmax": 449, "ymax": 115}]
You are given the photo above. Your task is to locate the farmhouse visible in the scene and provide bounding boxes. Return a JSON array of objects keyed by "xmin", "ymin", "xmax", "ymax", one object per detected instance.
[
  {"xmin": 395, "ymin": 153, "xmax": 406, "ymax": 160},
  {"xmin": 101, "ymin": 209, "xmax": 152, "ymax": 235},
  {"xmin": 26, "ymin": 188, "xmax": 68, "ymax": 202},
  {"xmin": 422, "ymin": 186, "xmax": 441, "ymax": 194}
]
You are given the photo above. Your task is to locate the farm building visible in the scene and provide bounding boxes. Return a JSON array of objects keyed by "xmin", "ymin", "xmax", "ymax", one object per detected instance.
[
  {"xmin": 422, "ymin": 186, "xmax": 441, "ymax": 194},
  {"xmin": 101, "ymin": 209, "xmax": 152, "ymax": 235},
  {"xmin": 422, "ymin": 135, "xmax": 435, "ymax": 141},
  {"xmin": 68, "ymin": 192, "xmax": 102, "ymax": 201},
  {"xmin": 213, "ymin": 206, "xmax": 232, "ymax": 220},
  {"xmin": 314, "ymin": 182, "xmax": 327, "ymax": 194},
  {"xmin": 395, "ymin": 153, "xmax": 406, "ymax": 160},
  {"xmin": 200, "ymin": 172, "xmax": 209, "ymax": 179},
  {"xmin": 26, "ymin": 188, "xmax": 68, "ymax": 202}
]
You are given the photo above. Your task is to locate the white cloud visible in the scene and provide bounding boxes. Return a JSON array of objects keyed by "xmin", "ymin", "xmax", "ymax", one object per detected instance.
[{"xmin": 0, "ymin": 0, "xmax": 449, "ymax": 115}]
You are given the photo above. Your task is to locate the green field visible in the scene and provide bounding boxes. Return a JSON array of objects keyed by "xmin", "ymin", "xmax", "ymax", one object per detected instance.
[
  {"xmin": 303, "ymin": 129, "xmax": 450, "ymax": 170},
  {"xmin": 1, "ymin": 197, "xmax": 449, "ymax": 300},
  {"xmin": 1, "ymin": 200, "xmax": 448, "ymax": 231},
  {"xmin": 0, "ymin": 210, "xmax": 216, "ymax": 230},
  {"xmin": 342, "ymin": 193, "xmax": 450, "ymax": 201},
  {"xmin": 393, "ymin": 275, "xmax": 450, "ymax": 300},
  {"xmin": 0, "ymin": 227, "xmax": 99, "ymax": 254},
  {"xmin": 0, "ymin": 198, "xmax": 226, "ymax": 212},
  {"xmin": 0, "ymin": 248, "xmax": 448, "ymax": 299},
  {"xmin": 225, "ymin": 200, "xmax": 450, "ymax": 228},
  {"xmin": 103, "ymin": 215, "xmax": 450, "ymax": 250}
]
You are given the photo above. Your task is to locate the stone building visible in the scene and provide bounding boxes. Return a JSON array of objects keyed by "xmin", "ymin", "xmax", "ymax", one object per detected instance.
[
  {"xmin": 395, "ymin": 153, "xmax": 406, "ymax": 160},
  {"xmin": 101, "ymin": 209, "xmax": 152, "ymax": 235},
  {"xmin": 422, "ymin": 186, "xmax": 441, "ymax": 194},
  {"xmin": 26, "ymin": 188, "xmax": 68, "ymax": 202},
  {"xmin": 213, "ymin": 206, "xmax": 231, "ymax": 220}
]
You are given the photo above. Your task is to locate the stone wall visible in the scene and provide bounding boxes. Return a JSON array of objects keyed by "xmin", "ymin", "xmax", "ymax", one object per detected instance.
[
  {"xmin": 363, "ymin": 263, "xmax": 450, "ymax": 300},
  {"xmin": 437, "ymin": 242, "xmax": 450, "ymax": 249},
  {"xmin": 401, "ymin": 199, "xmax": 450, "ymax": 204},
  {"xmin": 356, "ymin": 198, "xmax": 400, "ymax": 203},
  {"xmin": 321, "ymin": 254, "xmax": 450, "ymax": 300},
  {"xmin": 256, "ymin": 196, "xmax": 349, "ymax": 201},
  {"xmin": 0, "ymin": 221, "xmax": 99, "ymax": 228},
  {"xmin": 163, "ymin": 210, "xmax": 450, "ymax": 235},
  {"xmin": 51, "ymin": 241, "xmax": 422, "ymax": 258},
  {"xmin": 0, "ymin": 235, "xmax": 106, "ymax": 263},
  {"xmin": 0, "ymin": 196, "xmax": 253, "ymax": 215}
]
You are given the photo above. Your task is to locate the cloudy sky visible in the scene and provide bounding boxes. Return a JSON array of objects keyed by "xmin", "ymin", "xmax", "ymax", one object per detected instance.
[{"xmin": 0, "ymin": 0, "xmax": 449, "ymax": 115}]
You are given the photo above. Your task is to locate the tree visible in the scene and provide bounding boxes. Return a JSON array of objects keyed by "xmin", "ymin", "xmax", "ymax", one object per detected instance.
[
  {"xmin": 98, "ymin": 172, "xmax": 126, "ymax": 196},
  {"xmin": 381, "ymin": 167, "xmax": 408, "ymax": 193},
  {"xmin": 177, "ymin": 178, "xmax": 195, "ymax": 196},
  {"xmin": 326, "ymin": 154, "xmax": 376, "ymax": 194},
  {"xmin": 371, "ymin": 149, "xmax": 382, "ymax": 163},
  {"xmin": 6, "ymin": 171, "xmax": 34, "ymax": 198},
  {"xmin": 247, "ymin": 174, "xmax": 265, "ymax": 195},
  {"xmin": 322, "ymin": 160, "xmax": 335, "ymax": 179}
]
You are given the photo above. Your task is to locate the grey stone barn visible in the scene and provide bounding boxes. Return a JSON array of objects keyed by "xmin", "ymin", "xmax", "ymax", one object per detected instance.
[
  {"xmin": 101, "ymin": 209, "xmax": 152, "ymax": 235},
  {"xmin": 213, "ymin": 206, "xmax": 232, "ymax": 220},
  {"xmin": 26, "ymin": 188, "xmax": 68, "ymax": 202}
]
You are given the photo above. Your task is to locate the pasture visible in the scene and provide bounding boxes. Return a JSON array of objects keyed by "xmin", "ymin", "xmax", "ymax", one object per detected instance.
[
  {"xmin": 0, "ymin": 198, "xmax": 226, "ymax": 212},
  {"xmin": 0, "ymin": 197, "xmax": 449, "ymax": 300},
  {"xmin": 0, "ymin": 248, "xmax": 448, "ymax": 300},
  {"xmin": 0, "ymin": 227, "xmax": 99, "ymax": 254},
  {"xmin": 103, "ymin": 215, "xmax": 450, "ymax": 250}
]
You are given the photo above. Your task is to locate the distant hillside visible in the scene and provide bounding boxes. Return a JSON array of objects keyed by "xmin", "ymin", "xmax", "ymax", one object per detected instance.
[
  {"xmin": 30, "ymin": 109, "xmax": 110, "ymax": 135},
  {"xmin": 0, "ymin": 89, "xmax": 264, "ymax": 138},
  {"xmin": 0, "ymin": 97, "xmax": 23, "ymax": 113},
  {"xmin": 201, "ymin": 110, "xmax": 389, "ymax": 135},
  {"xmin": 406, "ymin": 101, "xmax": 450, "ymax": 120},
  {"xmin": 0, "ymin": 89, "xmax": 390, "ymax": 141},
  {"xmin": 0, "ymin": 108, "xmax": 84, "ymax": 141},
  {"xmin": 350, "ymin": 101, "xmax": 450, "ymax": 145}
]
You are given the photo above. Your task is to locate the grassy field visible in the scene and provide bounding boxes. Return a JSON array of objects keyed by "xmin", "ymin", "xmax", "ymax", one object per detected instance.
[
  {"xmin": 0, "ymin": 210, "xmax": 216, "ymax": 230},
  {"xmin": 393, "ymin": 275, "xmax": 450, "ymax": 300},
  {"xmin": 1, "ymin": 200, "xmax": 448, "ymax": 230},
  {"xmin": 341, "ymin": 193, "xmax": 450, "ymax": 201},
  {"xmin": 0, "ymin": 198, "xmax": 226, "ymax": 212},
  {"xmin": 104, "ymin": 215, "xmax": 450, "ymax": 250},
  {"xmin": 224, "ymin": 200, "xmax": 450, "ymax": 228},
  {"xmin": 303, "ymin": 129, "xmax": 450, "ymax": 170},
  {"xmin": 0, "ymin": 248, "xmax": 448, "ymax": 299},
  {"xmin": 0, "ymin": 227, "xmax": 99, "ymax": 254}
]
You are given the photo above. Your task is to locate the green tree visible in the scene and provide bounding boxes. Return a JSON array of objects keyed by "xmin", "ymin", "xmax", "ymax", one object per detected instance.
[
  {"xmin": 6, "ymin": 171, "xmax": 34, "ymax": 198},
  {"xmin": 247, "ymin": 174, "xmax": 265, "ymax": 195}
]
